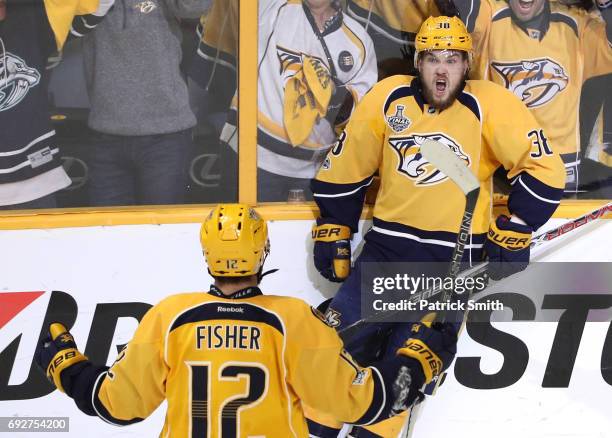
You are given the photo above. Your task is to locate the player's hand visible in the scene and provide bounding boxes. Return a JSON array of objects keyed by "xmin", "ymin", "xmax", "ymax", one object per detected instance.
[
  {"xmin": 35, "ymin": 323, "xmax": 88, "ymax": 393},
  {"xmin": 373, "ymin": 321, "xmax": 457, "ymax": 417},
  {"xmin": 396, "ymin": 320, "xmax": 458, "ymax": 386},
  {"xmin": 484, "ymin": 215, "xmax": 532, "ymax": 280},
  {"xmin": 311, "ymin": 219, "xmax": 351, "ymax": 282}
]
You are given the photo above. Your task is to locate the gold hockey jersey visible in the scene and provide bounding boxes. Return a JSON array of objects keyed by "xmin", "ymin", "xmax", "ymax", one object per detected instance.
[
  {"xmin": 312, "ymin": 75, "xmax": 565, "ymax": 254},
  {"xmin": 87, "ymin": 288, "xmax": 391, "ymax": 437},
  {"xmin": 346, "ymin": 0, "xmax": 440, "ymax": 45},
  {"xmin": 468, "ymin": 0, "xmax": 612, "ymax": 187}
]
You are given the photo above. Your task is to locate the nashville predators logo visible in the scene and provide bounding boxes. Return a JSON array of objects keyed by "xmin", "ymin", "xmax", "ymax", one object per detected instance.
[
  {"xmin": 389, "ymin": 134, "xmax": 470, "ymax": 186},
  {"xmin": 491, "ymin": 58, "xmax": 568, "ymax": 108},
  {"xmin": 133, "ymin": 0, "xmax": 157, "ymax": 13},
  {"xmin": 276, "ymin": 47, "xmax": 331, "ymax": 87},
  {"xmin": 0, "ymin": 53, "xmax": 41, "ymax": 112},
  {"xmin": 323, "ymin": 308, "xmax": 342, "ymax": 328},
  {"xmin": 277, "ymin": 47, "xmax": 302, "ymax": 76}
]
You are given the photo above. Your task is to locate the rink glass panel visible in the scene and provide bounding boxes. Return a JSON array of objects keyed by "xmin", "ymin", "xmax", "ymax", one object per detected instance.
[
  {"xmin": 0, "ymin": 0, "xmax": 609, "ymax": 212},
  {"xmin": 3, "ymin": 0, "xmax": 240, "ymax": 211}
]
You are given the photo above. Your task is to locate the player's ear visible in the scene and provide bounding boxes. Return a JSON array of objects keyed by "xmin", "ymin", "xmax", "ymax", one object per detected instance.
[{"xmin": 462, "ymin": 58, "xmax": 470, "ymax": 77}]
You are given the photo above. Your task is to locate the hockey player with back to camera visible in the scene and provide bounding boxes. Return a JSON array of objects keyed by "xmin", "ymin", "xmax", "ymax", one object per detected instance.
[
  {"xmin": 34, "ymin": 203, "xmax": 457, "ymax": 437},
  {"xmin": 308, "ymin": 16, "xmax": 566, "ymax": 437}
]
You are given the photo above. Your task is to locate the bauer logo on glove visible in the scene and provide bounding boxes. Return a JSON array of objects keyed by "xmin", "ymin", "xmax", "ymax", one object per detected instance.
[
  {"xmin": 35, "ymin": 323, "xmax": 88, "ymax": 393},
  {"xmin": 311, "ymin": 223, "xmax": 351, "ymax": 241},
  {"xmin": 312, "ymin": 220, "xmax": 352, "ymax": 282},
  {"xmin": 484, "ymin": 215, "xmax": 533, "ymax": 280},
  {"xmin": 397, "ymin": 321, "xmax": 457, "ymax": 384},
  {"xmin": 401, "ymin": 339, "xmax": 442, "ymax": 382},
  {"xmin": 487, "ymin": 218, "xmax": 531, "ymax": 251}
]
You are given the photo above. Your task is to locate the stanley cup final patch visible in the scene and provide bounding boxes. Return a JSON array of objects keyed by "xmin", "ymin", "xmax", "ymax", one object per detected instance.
[{"xmin": 386, "ymin": 105, "xmax": 411, "ymax": 133}]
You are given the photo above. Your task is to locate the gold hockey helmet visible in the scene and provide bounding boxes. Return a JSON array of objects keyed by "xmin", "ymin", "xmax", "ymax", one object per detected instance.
[
  {"xmin": 415, "ymin": 16, "xmax": 473, "ymax": 65},
  {"xmin": 200, "ymin": 204, "xmax": 270, "ymax": 277}
]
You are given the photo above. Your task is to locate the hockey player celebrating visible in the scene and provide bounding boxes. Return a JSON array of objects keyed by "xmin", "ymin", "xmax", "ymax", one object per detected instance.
[
  {"xmin": 309, "ymin": 16, "xmax": 565, "ymax": 436},
  {"xmin": 35, "ymin": 203, "xmax": 458, "ymax": 437}
]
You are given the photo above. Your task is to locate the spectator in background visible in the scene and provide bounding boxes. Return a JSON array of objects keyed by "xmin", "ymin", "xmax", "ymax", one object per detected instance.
[
  {"xmin": 0, "ymin": 0, "xmax": 112, "ymax": 210},
  {"xmin": 460, "ymin": 0, "xmax": 612, "ymax": 194},
  {"xmin": 579, "ymin": 0, "xmax": 612, "ymax": 196},
  {"xmin": 189, "ymin": 0, "xmax": 238, "ymax": 125},
  {"xmin": 81, "ymin": 0, "xmax": 210, "ymax": 207},
  {"xmin": 345, "ymin": 0, "xmax": 456, "ymax": 78},
  {"xmin": 191, "ymin": 0, "xmax": 377, "ymax": 202}
]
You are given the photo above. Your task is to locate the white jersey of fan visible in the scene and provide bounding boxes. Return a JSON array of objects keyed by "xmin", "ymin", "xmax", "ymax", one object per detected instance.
[{"xmin": 221, "ymin": 0, "xmax": 377, "ymax": 178}]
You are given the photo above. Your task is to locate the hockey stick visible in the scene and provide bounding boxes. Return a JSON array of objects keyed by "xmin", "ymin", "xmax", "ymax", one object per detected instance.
[
  {"xmin": 338, "ymin": 199, "xmax": 612, "ymax": 343},
  {"xmin": 419, "ymin": 139, "xmax": 480, "ymax": 321},
  {"xmin": 341, "ymin": 139, "xmax": 479, "ymax": 438},
  {"xmin": 400, "ymin": 201, "xmax": 611, "ymax": 438},
  {"xmin": 530, "ymin": 201, "xmax": 612, "ymax": 247},
  {"xmin": 400, "ymin": 139, "xmax": 479, "ymax": 438},
  {"xmin": 338, "ymin": 139, "xmax": 480, "ymax": 343}
]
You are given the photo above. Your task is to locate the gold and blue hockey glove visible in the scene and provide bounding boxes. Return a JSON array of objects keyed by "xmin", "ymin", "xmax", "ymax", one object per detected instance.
[
  {"xmin": 396, "ymin": 320, "xmax": 458, "ymax": 385},
  {"xmin": 35, "ymin": 323, "xmax": 88, "ymax": 393},
  {"xmin": 484, "ymin": 215, "xmax": 532, "ymax": 281},
  {"xmin": 312, "ymin": 219, "xmax": 351, "ymax": 282},
  {"xmin": 372, "ymin": 320, "xmax": 458, "ymax": 417}
]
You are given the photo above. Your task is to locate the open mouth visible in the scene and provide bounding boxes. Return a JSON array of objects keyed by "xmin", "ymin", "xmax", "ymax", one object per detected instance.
[
  {"xmin": 517, "ymin": 0, "xmax": 534, "ymax": 13},
  {"xmin": 435, "ymin": 78, "xmax": 447, "ymax": 95}
]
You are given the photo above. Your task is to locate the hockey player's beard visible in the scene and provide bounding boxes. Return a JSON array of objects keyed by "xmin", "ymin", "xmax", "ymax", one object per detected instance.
[{"xmin": 419, "ymin": 75, "xmax": 467, "ymax": 111}]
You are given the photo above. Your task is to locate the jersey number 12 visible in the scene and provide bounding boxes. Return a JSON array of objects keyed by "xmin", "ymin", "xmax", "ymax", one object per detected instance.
[{"xmin": 188, "ymin": 362, "xmax": 268, "ymax": 437}]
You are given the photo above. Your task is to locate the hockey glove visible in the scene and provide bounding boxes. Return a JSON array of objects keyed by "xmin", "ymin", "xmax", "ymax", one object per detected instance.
[
  {"xmin": 484, "ymin": 215, "xmax": 532, "ymax": 281},
  {"xmin": 312, "ymin": 219, "xmax": 351, "ymax": 282},
  {"xmin": 396, "ymin": 320, "xmax": 458, "ymax": 385},
  {"xmin": 35, "ymin": 323, "xmax": 88, "ymax": 393},
  {"xmin": 373, "ymin": 321, "xmax": 458, "ymax": 417}
]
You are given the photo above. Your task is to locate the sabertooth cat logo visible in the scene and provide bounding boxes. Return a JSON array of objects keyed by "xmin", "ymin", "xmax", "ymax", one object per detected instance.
[
  {"xmin": 0, "ymin": 53, "xmax": 41, "ymax": 112},
  {"xmin": 491, "ymin": 58, "xmax": 568, "ymax": 108},
  {"xmin": 388, "ymin": 134, "xmax": 470, "ymax": 186}
]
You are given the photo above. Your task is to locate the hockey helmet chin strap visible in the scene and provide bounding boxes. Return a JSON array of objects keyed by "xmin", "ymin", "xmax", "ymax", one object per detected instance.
[
  {"xmin": 205, "ymin": 267, "xmax": 279, "ymax": 283},
  {"xmin": 258, "ymin": 268, "xmax": 279, "ymax": 283}
]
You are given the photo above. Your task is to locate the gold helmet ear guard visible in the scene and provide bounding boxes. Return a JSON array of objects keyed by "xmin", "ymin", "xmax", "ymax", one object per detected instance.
[
  {"xmin": 200, "ymin": 204, "xmax": 270, "ymax": 277},
  {"xmin": 414, "ymin": 16, "xmax": 473, "ymax": 69}
]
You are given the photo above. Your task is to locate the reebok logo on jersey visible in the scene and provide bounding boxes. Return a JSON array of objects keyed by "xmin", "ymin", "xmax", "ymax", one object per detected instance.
[
  {"xmin": 217, "ymin": 306, "xmax": 244, "ymax": 313},
  {"xmin": 0, "ymin": 52, "xmax": 41, "ymax": 112},
  {"xmin": 491, "ymin": 58, "xmax": 568, "ymax": 108},
  {"xmin": 388, "ymin": 134, "xmax": 470, "ymax": 186}
]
